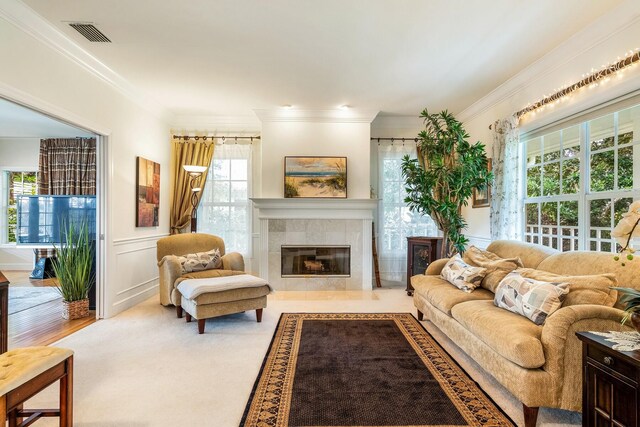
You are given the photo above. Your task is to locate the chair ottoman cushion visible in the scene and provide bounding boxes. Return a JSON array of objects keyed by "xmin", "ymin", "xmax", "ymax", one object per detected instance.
[
  {"xmin": 192, "ymin": 285, "xmax": 271, "ymax": 305},
  {"xmin": 177, "ymin": 274, "xmax": 272, "ymax": 300},
  {"xmin": 451, "ymin": 300, "xmax": 545, "ymax": 369}
]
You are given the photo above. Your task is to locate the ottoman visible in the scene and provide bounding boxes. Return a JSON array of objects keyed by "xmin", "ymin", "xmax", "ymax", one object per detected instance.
[{"xmin": 176, "ymin": 274, "xmax": 272, "ymax": 334}]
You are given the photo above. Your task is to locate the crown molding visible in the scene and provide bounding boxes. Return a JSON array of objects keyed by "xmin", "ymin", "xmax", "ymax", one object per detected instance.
[
  {"xmin": 253, "ymin": 109, "xmax": 379, "ymax": 124},
  {"xmin": 457, "ymin": 0, "xmax": 640, "ymax": 123},
  {"xmin": 0, "ymin": 0, "xmax": 170, "ymax": 122},
  {"xmin": 170, "ymin": 114, "xmax": 261, "ymax": 130}
]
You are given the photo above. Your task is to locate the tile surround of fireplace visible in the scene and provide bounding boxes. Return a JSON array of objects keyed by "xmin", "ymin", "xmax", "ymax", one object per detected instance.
[{"xmin": 252, "ymin": 198, "xmax": 377, "ymax": 291}]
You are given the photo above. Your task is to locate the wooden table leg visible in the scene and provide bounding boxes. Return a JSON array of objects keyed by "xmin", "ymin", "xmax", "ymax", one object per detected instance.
[{"xmin": 60, "ymin": 356, "xmax": 73, "ymax": 427}]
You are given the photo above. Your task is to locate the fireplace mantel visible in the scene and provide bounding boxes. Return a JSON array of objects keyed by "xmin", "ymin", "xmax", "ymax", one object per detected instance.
[
  {"xmin": 251, "ymin": 198, "xmax": 378, "ymax": 220},
  {"xmin": 251, "ymin": 198, "xmax": 377, "ymax": 290}
]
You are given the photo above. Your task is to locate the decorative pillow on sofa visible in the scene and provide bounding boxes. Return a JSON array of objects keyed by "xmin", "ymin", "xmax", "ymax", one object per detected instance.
[
  {"xmin": 176, "ymin": 248, "xmax": 222, "ymax": 273},
  {"xmin": 463, "ymin": 246, "xmax": 523, "ymax": 293},
  {"xmin": 516, "ymin": 268, "xmax": 617, "ymax": 307},
  {"xmin": 494, "ymin": 271, "xmax": 569, "ymax": 325},
  {"xmin": 441, "ymin": 254, "xmax": 487, "ymax": 293}
]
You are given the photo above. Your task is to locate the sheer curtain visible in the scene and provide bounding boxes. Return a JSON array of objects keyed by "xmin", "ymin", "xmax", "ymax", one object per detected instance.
[
  {"xmin": 490, "ymin": 115, "xmax": 522, "ymax": 240},
  {"xmin": 198, "ymin": 142, "xmax": 252, "ymax": 257},
  {"xmin": 377, "ymin": 143, "xmax": 438, "ymax": 282}
]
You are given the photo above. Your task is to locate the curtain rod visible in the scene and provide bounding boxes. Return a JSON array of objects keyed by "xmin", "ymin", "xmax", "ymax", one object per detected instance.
[
  {"xmin": 489, "ymin": 50, "xmax": 640, "ymax": 130},
  {"xmin": 172, "ymin": 135, "xmax": 261, "ymax": 142},
  {"xmin": 371, "ymin": 137, "xmax": 419, "ymax": 143}
]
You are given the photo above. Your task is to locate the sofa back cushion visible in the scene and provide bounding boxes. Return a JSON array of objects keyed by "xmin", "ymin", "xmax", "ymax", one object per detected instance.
[
  {"xmin": 516, "ymin": 267, "xmax": 617, "ymax": 307},
  {"xmin": 463, "ymin": 246, "xmax": 523, "ymax": 293},
  {"xmin": 538, "ymin": 251, "xmax": 640, "ymax": 308},
  {"xmin": 486, "ymin": 240, "xmax": 558, "ymax": 269}
]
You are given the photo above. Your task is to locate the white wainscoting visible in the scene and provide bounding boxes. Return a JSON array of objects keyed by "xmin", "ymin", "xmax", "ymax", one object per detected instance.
[
  {"xmin": 466, "ymin": 235, "xmax": 492, "ymax": 250},
  {"xmin": 107, "ymin": 233, "xmax": 168, "ymax": 317}
]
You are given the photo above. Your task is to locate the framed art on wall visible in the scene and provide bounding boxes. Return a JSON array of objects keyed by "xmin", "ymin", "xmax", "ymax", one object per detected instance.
[
  {"xmin": 136, "ymin": 156, "xmax": 160, "ymax": 226},
  {"xmin": 472, "ymin": 158, "xmax": 492, "ymax": 208},
  {"xmin": 284, "ymin": 156, "xmax": 347, "ymax": 198}
]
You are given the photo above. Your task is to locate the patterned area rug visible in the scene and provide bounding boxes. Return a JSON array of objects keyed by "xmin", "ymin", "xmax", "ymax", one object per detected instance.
[
  {"xmin": 240, "ymin": 313, "xmax": 514, "ymax": 427},
  {"xmin": 9, "ymin": 287, "xmax": 61, "ymax": 315}
]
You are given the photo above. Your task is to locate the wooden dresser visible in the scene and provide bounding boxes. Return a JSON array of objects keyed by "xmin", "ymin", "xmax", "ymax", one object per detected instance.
[
  {"xmin": 577, "ymin": 331, "xmax": 640, "ymax": 427},
  {"xmin": 405, "ymin": 237, "xmax": 443, "ymax": 296}
]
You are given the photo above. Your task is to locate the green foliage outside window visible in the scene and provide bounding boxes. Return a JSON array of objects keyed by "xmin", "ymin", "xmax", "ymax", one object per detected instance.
[{"xmin": 6, "ymin": 171, "xmax": 37, "ymax": 243}]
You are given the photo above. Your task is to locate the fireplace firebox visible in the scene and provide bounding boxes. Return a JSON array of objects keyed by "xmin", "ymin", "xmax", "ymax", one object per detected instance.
[{"xmin": 281, "ymin": 245, "xmax": 350, "ymax": 277}]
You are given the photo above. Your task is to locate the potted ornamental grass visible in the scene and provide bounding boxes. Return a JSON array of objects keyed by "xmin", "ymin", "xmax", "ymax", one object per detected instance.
[{"xmin": 52, "ymin": 220, "xmax": 94, "ymax": 320}]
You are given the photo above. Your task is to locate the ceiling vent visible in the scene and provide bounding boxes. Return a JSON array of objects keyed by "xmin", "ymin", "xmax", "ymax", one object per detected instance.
[{"xmin": 68, "ymin": 23, "xmax": 111, "ymax": 43}]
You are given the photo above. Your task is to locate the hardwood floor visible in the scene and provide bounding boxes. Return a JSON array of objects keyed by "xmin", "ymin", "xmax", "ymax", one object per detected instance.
[{"xmin": 5, "ymin": 270, "xmax": 97, "ymax": 349}]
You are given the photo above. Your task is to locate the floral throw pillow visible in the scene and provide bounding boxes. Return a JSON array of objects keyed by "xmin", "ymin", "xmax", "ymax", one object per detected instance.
[
  {"xmin": 176, "ymin": 248, "xmax": 222, "ymax": 273},
  {"xmin": 494, "ymin": 271, "xmax": 569, "ymax": 325},
  {"xmin": 441, "ymin": 254, "xmax": 487, "ymax": 293}
]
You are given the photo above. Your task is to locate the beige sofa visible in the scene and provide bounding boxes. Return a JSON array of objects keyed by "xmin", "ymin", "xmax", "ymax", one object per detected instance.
[
  {"xmin": 412, "ymin": 240, "xmax": 638, "ymax": 427},
  {"xmin": 156, "ymin": 233, "xmax": 246, "ymax": 316}
]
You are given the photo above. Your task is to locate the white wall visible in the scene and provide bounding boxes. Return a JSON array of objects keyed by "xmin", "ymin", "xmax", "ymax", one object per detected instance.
[
  {"xmin": 0, "ymin": 15, "xmax": 170, "ymax": 317},
  {"xmin": 259, "ymin": 120, "xmax": 372, "ymax": 198},
  {"xmin": 459, "ymin": 1, "xmax": 640, "ymax": 245},
  {"xmin": 0, "ymin": 138, "xmax": 40, "ymax": 269}
]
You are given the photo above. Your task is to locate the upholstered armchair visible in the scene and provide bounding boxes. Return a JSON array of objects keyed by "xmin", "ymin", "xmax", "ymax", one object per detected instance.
[{"xmin": 156, "ymin": 233, "xmax": 245, "ymax": 313}]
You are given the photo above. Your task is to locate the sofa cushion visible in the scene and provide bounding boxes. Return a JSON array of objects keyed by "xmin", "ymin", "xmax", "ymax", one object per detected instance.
[
  {"xmin": 412, "ymin": 275, "xmax": 494, "ymax": 315},
  {"xmin": 517, "ymin": 268, "xmax": 617, "ymax": 307},
  {"xmin": 451, "ymin": 300, "xmax": 545, "ymax": 369},
  {"xmin": 441, "ymin": 254, "xmax": 487, "ymax": 292},
  {"xmin": 463, "ymin": 246, "xmax": 523, "ymax": 293},
  {"xmin": 486, "ymin": 240, "xmax": 558, "ymax": 269},
  {"xmin": 494, "ymin": 271, "xmax": 569, "ymax": 325}
]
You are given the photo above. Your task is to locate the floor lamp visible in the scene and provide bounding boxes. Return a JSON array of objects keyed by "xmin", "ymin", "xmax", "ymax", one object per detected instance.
[{"xmin": 183, "ymin": 165, "xmax": 208, "ymax": 233}]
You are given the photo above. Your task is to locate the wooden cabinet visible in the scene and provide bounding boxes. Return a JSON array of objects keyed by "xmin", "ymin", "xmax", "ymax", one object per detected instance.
[
  {"xmin": 406, "ymin": 237, "xmax": 443, "ymax": 296},
  {"xmin": 577, "ymin": 332, "xmax": 640, "ymax": 427}
]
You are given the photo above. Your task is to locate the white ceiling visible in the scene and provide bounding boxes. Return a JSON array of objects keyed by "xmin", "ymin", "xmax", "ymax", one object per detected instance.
[
  {"xmin": 22, "ymin": 0, "xmax": 623, "ymax": 118},
  {"xmin": 0, "ymin": 97, "xmax": 94, "ymax": 138}
]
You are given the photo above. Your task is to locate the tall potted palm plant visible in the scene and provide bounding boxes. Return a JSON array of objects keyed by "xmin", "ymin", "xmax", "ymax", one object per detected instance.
[
  {"xmin": 52, "ymin": 220, "xmax": 94, "ymax": 320},
  {"xmin": 402, "ymin": 109, "xmax": 492, "ymax": 258}
]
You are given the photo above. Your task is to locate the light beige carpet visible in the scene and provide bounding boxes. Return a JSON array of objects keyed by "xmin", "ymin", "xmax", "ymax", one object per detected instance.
[{"xmin": 25, "ymin": 288, "xmax": 581, "ymax": 426}]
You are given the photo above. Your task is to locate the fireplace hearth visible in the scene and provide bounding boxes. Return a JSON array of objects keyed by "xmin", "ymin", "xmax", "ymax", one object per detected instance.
[{"xmin": 281, "ymin": 245, "xmax": 350, "ymax": 277}]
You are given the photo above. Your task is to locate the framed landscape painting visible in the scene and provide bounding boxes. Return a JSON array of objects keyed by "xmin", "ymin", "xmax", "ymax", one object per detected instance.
[
  {"xmin": 284, "ymin": 156, "xmax": 347, "ymax": 198},
  {"xmin": 136, "ymin": 156, "xmax": 160, "ymax": 227},
  {"xmin": 472, "ymin": 158, "xmax": 492, "ymax": 208}
]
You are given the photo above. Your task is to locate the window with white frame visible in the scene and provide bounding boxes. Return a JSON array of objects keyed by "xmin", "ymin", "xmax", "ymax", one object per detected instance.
[
  {"xmin": 377, "ymin": 143, "xmax": 438, "ymax": 282},
  {"xmin": 2, "ymin": 171, "xmax": 38, "ymax": 244},
  {"xmin": 197, "ymin": 143, "xmax": 252, "ymax": 256},
  {"xmin": 522, "ymin": 103, "xmax": 640, "ymax": 252}
]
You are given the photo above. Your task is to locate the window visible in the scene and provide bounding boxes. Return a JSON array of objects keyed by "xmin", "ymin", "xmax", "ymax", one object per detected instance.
[
  {"xmin": 3, "ymin": 171, "xmax": 38, "ymax": 243},
  {"xmin": 377, "ymin": 143, "xmax": 438, "ymax": 281},
  {"xmin": 522, "ymin": 104, "xmax": 640, "ymax": 252},
  {"xmin": 197, "ymin": 143, "xmax": 252, "ymax": 256}
]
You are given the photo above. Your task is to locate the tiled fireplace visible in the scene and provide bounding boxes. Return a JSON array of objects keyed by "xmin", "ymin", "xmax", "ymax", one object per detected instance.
[{"xmin": 251, "ymin": 198, "xmax": 377, "ymax": 291}]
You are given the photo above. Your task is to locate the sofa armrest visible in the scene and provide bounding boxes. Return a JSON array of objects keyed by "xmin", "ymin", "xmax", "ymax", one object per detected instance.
[
  {"xmin": 158, "ymin": 255, "xmax": 182, "ymax": 306},
  {"xmin": 425, "ymin": 258, "xmax": 449, "ymax": 275},
  {"xmin": 540, "ymin": 305, "xmax": 628, "ymax": 410},
  {"xmin": 222, "ymin": 252, "xmax": 245, "ymax": 272}
]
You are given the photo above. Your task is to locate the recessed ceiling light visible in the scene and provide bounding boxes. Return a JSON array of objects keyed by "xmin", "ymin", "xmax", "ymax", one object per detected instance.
[
  {"xmin": 282, "ymin": 104, "xmax": 293, "ymax": 109},
  {"xmin": 339, "ymin": 104, "xmax": 351, "ymax": 110}
]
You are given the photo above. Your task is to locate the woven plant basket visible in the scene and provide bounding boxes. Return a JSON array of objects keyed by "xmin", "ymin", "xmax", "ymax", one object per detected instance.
[{"xmin": 62, "ymin": 298, "xmax": 89, "ymax": 320}]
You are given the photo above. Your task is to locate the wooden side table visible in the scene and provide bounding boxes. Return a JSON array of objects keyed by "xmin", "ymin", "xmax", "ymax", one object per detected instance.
[
  {"xmin": 576, "ymin": 331, "xmax": 640, "ymax": 427},
  {"xmin": 406, "ymin": 237, "xmax": 443, "ymax": 296},
  {"xmin": 0, "ymin": 271, "xmax": 9, "ymax": 354}
]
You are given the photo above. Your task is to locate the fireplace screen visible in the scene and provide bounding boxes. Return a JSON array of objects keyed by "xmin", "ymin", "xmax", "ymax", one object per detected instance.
[{"xmin": 281, "ymin": 245, "xmax": 350, "ymax": 277}]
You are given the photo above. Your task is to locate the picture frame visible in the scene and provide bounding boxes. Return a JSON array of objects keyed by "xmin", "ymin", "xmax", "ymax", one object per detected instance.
[
  {"xmin": 284, "ymin": 156, "xmax": 347, "ymax": 198},
  {"xmin": 136, "ymin": 156, "xmax": 160, "ymax": 227},
  {"xmin": 472, "ymin": 158, "xmax": 492, "ymax": 208}
]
